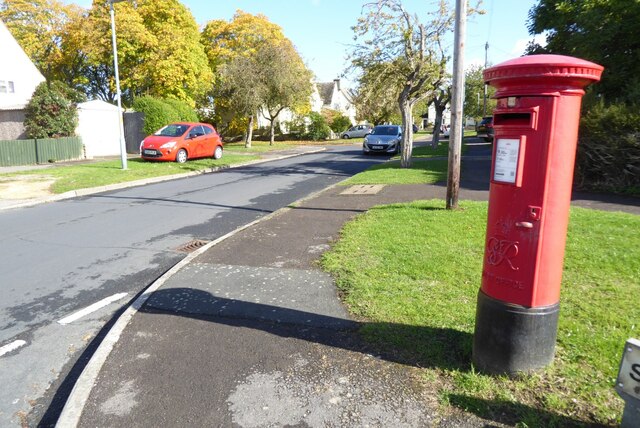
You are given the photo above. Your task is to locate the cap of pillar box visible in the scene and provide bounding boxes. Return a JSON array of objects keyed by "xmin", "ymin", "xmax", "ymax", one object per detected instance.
[{"xmin": 483, "ymin": 54, "xmax": 604, "ymax": 97}]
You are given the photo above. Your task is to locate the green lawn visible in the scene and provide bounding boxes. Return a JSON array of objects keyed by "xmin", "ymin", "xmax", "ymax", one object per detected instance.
[
  {"xmin": 341, "ymin": 159, "xmax": 448, "ymax": 185},
  {"xmin": 321, "ymin": 200, "xmax": 638, "ymax": 426},
  {"xmin": 225, "ymin": 138, "xmax": 359, "ymax": 153},
  {"xmin": 340, "ymin": 141, "xmax": 454, "ymax": 186},
  {"xmin": 4, "ymin": 155, "xmax": 258, "ymax": 194}
]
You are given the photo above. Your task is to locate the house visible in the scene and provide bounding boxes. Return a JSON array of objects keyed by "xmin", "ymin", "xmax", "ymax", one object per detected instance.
[
  {"xmin": 255, "ymin": 78, "xmax": 358, "ymax": 132},
  {"xmin": 0, "ymin": 19, "xmax": 46, "ymax": 140},
  {"xmin": 313, "ymin": 79, "xmax": 357, "ymax": 125}
]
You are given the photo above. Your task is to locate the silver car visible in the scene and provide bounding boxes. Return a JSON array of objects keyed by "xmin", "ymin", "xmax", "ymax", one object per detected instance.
[
  {"xmin": 341, "ymin": 124, "xmax": 372, "ymax": 139},
  {"xmin": 363, "ymin": 125, "xmax": 402, "ymax": 154}
]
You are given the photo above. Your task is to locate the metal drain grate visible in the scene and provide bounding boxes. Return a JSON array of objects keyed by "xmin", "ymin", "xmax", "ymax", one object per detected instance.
[
  {"xmin": 340, "ymin": 184, "xmax": 386, "ymax": 195},
  {"xmin": 174, "ymin": 239, "xmax": 210, "ymax": 253}
]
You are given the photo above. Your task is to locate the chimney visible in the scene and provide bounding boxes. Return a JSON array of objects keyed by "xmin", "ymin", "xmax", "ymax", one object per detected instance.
[{"xmin": 333, "ymin": 78, "xmax": 340, "ymax": 91}]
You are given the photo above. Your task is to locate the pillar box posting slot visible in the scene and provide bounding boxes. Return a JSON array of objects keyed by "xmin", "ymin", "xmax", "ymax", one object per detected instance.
[{"xmin": 472, "ymin": 55, "xmax": 603, "ymax": 375}]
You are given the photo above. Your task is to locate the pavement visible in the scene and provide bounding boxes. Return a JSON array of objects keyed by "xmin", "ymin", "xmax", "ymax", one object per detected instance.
[{"xmin": 9, "ymin": 142, "xmax": 639, "ymax": 427}]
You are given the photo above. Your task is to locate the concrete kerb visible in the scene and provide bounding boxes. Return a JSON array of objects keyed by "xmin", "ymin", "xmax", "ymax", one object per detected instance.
[
  {"xmin": 0, "ymin": 148, "xmax": 327, "ymax": 212},
  {"xmin": 54, "ymin": 176, "xmax": 345, "ymax": 428}
]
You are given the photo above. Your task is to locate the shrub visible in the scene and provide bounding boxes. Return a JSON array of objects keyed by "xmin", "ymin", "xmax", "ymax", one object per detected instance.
[
  {"xmin": 305, "ymin": 111, "xmax": 331, "ymax": 140},
  {"xmin": 132, "ymin": 97, "xmax": 198, "ymax": 136},
  {"xmin": 576, "ymin": 102, "xmax": 640, "ymax": 195},
  {"xmin": 330, "ymin": 114, "xmax": 352, "ymax": 133},
  {"xmin": 24, "ymin": 81, "xmax": 79, "ymax": 139},
  {"xmin": 162, "ymin": 98, "xmax": 198, "ymax": 122}
]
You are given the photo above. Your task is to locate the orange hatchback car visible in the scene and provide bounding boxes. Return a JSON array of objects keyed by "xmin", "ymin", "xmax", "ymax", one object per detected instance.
[{"xmin": 140, "ymin": 122, "xmax": 223, "ymax": 163}]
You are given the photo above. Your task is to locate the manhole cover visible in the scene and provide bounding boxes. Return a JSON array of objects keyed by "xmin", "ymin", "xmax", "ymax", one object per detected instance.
[
  {"xmin": 340, "ymin": 185, "xmax": 385, "ymax": 195},
  {"xmin": 174, "ymin": 239, "xmax": 210, "ymax": 253}
]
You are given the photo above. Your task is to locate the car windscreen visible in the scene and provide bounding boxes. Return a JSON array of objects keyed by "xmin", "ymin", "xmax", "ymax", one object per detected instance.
[
  {"xmin": 371, "ymin": 126, "xmax": 399, "ymax": 136},
  {"xmin": 155, "ymin": 124, "xmax": 189, "ymax": 137}
]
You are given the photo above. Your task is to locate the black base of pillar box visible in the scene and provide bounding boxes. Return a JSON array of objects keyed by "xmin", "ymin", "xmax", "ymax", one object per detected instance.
[{"xmin": 472, "ymin": 290, "xmax": 559, "ymax": 375}]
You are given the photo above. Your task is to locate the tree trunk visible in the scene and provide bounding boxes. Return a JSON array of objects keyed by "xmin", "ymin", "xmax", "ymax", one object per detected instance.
[
  {"xmin": 269, "ymin": 120, "xmax": 275, "ymax": 146},
  {"xmin": 399, "ymin": 99, "xmax": 414, "ymax": 168},
  {"xmin": 432, "ymin": 114, "xmax": 442, "ymax": 148},
  {"xmin": 245, "ymin": 115, "xmax": 254, "ymax": 148},
  {"xmin": 432, "ymin": 103, "xmax": 446, "ymax": 148}
]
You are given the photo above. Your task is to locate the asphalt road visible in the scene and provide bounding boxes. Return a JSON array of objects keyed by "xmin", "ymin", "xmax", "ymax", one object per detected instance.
[{"xmin": 0, "ymin": 145, "xmax": 386, "ymax": 427}]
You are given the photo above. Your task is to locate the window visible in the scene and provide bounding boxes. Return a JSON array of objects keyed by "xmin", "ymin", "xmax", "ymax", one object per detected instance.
[{"xmin": 0, "ymin": 80, "xmax": 15, "ymax": 93}]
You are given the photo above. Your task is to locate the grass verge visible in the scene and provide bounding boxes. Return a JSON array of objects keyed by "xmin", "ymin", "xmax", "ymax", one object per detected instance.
[
  {"xmin": 4, "ymin": 155, "xmax": 259, "ymax": 194},
  {"xmin": 321, "ymin": 199, "xmax": 638, "ymax": 426},
  {"xmin": 341, "ymin": 159, "xmax": 448, "ymax": 186},
  {"xmin": 225, "ymin": 138, "xmax": 358, "ymax": 153}
]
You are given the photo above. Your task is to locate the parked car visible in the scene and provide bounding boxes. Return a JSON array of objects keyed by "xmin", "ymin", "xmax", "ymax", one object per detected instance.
[
  {"xmin": 363, "ymin": 125, "xmax": 402, "ymax": 154},
  {"xmin": 140, "ymin": 122, "xmax": 223, "ymax": 163},
  {"xmin": 475, "ymin": 116, "xmax": 494, "ymax": 142},
  {"xmin": 341, "ymin": 124, "xmax": 372, "ymax": 139}
]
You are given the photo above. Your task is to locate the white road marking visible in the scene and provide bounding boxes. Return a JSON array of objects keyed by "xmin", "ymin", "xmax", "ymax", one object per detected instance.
[
  {"xmin": 0, "ymin": 340, "xmax": 27, "ymax": 357},
  {"xmin": 58, "ymin": 293, "xmax": 129, "ymax": 325}
]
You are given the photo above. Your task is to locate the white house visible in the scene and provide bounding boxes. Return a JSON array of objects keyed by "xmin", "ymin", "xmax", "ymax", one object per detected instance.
[
  {"xmin": 76, "ymin": 100, "xmax": 122, "ymax": 158},
  {"xmin": 314, "ymin": 79, "xmax": 357, "ymax": 124},
  {"xmin": 0, "ymin": 19, "xmax": 46, "ymax": 139},
  {"xmin": 256, "ymin": 78, "xmax": 358, "ymax": 131}
]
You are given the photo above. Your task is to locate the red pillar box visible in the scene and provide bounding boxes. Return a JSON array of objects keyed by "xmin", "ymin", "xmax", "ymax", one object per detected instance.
[{"xmin": 472, "ymin": 55, "xmax": 603, "ymax": 375}]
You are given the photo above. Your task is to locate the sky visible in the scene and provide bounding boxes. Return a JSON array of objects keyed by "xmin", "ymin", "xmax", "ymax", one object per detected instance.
[{"xmin": 67, "ymin": 0, "xmax": 545, "ymax": 86}]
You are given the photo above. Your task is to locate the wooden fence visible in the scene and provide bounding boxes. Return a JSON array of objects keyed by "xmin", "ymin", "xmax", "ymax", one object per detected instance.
[{"xmin": 0, "ymin": 137, "xmax": 84, "ymax": 167}]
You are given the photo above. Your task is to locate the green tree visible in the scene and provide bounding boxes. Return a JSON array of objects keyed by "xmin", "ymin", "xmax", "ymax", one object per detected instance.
[
  {"xmin": 350, "ymin": 0, "xmax": 454, "ymax": 167},
  {"xmin": 24, "ymin": 81, "xmax": 79, "ymax": 138},
  {"xmin": 353, "ymin": 62, "xmax": 400, "ymax": 125},
  {"xmin": 217, "ymin": 54, "xmax": 267, "ymax": 147},
  {"xmin": 527, "ymin": 0, "xmax": 640, "ymax": 104},
  {"xmin": 258, "ymin": 42, "xmax": 313, "ymax": 145},
  {"xmin": 463, "ymin": 64, "xmax": 496, "ymax": 121}
]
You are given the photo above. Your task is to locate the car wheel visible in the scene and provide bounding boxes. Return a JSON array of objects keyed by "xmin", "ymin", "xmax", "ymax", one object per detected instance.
[
  {"xmin": 342, "ymin": 134, "xmax": 350, "ymax": 139},
  {"xmin": 176, "ymin": 149, "xmax": 188, "ymax": 163},
  {"xmin": 213, "ymin": 146, "xmax": 223, "ymax": 160}
]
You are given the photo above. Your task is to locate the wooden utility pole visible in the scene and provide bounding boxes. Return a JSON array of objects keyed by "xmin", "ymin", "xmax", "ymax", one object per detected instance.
[{"xmin": 446, "ymin": 0, "xmax": 467, "ymax": 209}]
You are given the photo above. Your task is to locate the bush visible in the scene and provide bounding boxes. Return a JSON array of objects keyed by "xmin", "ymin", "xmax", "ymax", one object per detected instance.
[
  {"xmin": 305, "ymin": 111, "xmax": 331, "ymax": 140},
  {"xmin": 330, "ymin": 114, "xmax": 352, "ymax": 133},
  {"xmin": 162, "ymin": 98, "xmax": 198, "ymax": 122},
  {"xmin": 133, "ymin": 97, "xmax": 174, "ymax": 135},
  {"xmin": 133, "ymin": 96, "xmax": 197, "ymax": 135},
  {"xmin": 576, "ymin": 102, "xmax": 640, "ymax": 195},
  {"xmin": 24, "ymin": 81, "xmax": 79, "ymax": 139}
]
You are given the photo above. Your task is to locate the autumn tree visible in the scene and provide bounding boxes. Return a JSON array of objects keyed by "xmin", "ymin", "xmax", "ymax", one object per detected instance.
[
  {"xmin": 135, "ymin": 0, "xmax": 211, "ymax": 104},
  {"xmin": 81, "ymin": 0, "xmax": 211, "ymax": 105},
  {"xmin": 0, "ymin": 0, "xmax": 83, "ymax": 81},
  {"xmin": 350, "ymin": 0, "xmax": 454, "ymax": 167},
  {"xmin": 2, "ymin": 0, "xmax": 211, "ymax": 106},
  {"xmin": 201, "ymin": 11, "xmax": 292, "ymax": 140}
]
